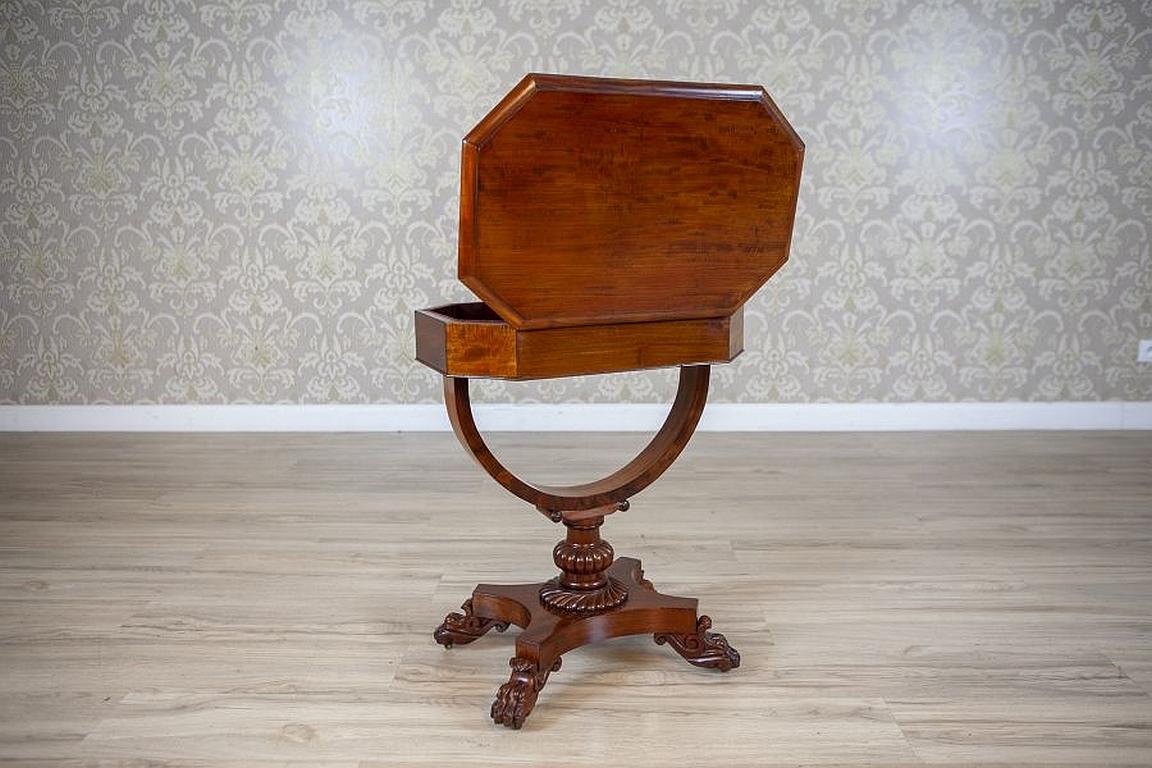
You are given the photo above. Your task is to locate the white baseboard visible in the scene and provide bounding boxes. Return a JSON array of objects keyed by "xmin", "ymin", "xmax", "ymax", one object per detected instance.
[{"xmin": 1, "ymin": 402, "xmax": 1149, "ymax": 431}]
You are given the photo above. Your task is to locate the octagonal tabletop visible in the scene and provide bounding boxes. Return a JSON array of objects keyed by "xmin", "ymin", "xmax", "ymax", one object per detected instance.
[{"xmin": 458, "ymin": 73, "xmax": 804, "ymax": 331}]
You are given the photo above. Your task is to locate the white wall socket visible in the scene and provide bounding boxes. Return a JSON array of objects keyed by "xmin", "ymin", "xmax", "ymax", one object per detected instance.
[{"xmin": 1139, "ymin": 339, "xmax": 1152, "ymax": 363}]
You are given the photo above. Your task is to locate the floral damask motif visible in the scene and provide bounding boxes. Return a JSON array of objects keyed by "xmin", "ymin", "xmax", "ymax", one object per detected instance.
[
  {"xmin": 199, "ymin": 0, "xmax": 277, "ymax": 45},
  {"xmin": 0, "ymin": 310, "xmax": 28, "ymax": 396},
  {"xmin": 156, "ymin": 332, "xmax": 224, "ymax": 402},
  {"xmin": 214, "ymin": 309, "xmax": 304, "ymax": 401},
  {"xmin": 280, "ymin": 185, "xmax": 370, "ymax": 313},
  {"xmin": 1049, "ymin": 150, "xmax": 1118, "ymax": 222},
  {"xmin": 0, "ymin": 42, "xmax": 60, "ymax": 142},
  {"xmin": 204, "ymin": 134, "xmax": 289, "ymax": 227},
  {"xmin": 356, "ymin": 57, "xmax": 454, "ymax": 224},
  {"xmin": 2, "ymin": 157, "xmax": 63, "ymax": 232},
  {"xmin": 79, "ymin": 247, "xmax": 145, "ymax": 317},
  {"xmin": 143, "ymin": 156, "xmax": 206, "ymax": 228},
  {"xmin": 555, "ymin": 0, "xmax": 693, "ymax": 77},
  {"xmin": 221, "ymin": 247, "xmax": 289, "ymax": 316},
  {"xmin": 817, "ymin": 241, "xmax": 886, "ymax": 316},
  {"xmin": 664, "ymin": 0, "xmax": 742, "ymax": 35},
  {"xmin": 1036, "ymin": 332, "xmax": 1103, "ymax": 399},
  {"xmin": 819, "ymin": 0, "xmax": 901, "ymax": 35},
  {"xmin": 967, "ymin": 241, "xmax": 1036, "ymax": 315},
  {"xmin": 968, "ymin": 51, "xmax": 1063, "ymax": 222},
  {"xmin": 61, "ymin": 139, "xmax": 146, "ymax": 228},
  {"xmin": 117, "ymin": 5, "xmax": 219, "ymax": 142},
  {"xmin": 888, "ymin": 2, "xmax": 998, "ymax": 152},
  {"xmin": 503, "ymin": 0, "xmax": 584, "ymax": 36},
  {"xmin": 61, "ymin": 65, "xmax": 128, "ymax": 139},
  {"xmin": 887, "ymin": 220, "xmax": 965, "ymax": 315},
  {"xmin": 0, "ymin": 0, "xmax": 1149, "ymax": 404},
  {"xmin": 1097, "ymin": 102, "xmax": 1152, "ymax": 218},
  {"xmin": 5, "ymin": 228, "xmax": 80, "ymax": 318},
  {"xmin": 955, "ymin": 313, "xmax": 1040, "ymax": 400},
  {"xmin": 367, "ymin": 238, "xmax": 431, "ymax": 314},
  {"xmin": 1, "ymin": 0, "xmax": 44, "ymax": 45},
  {"xmin": 742, "ymin": 330, "xmax": 809, "ymax": 402},
  {"xmin": 146, "ymin": 228, "xmax": 221, "ymax": 316},
  {"xmin": 17, "ymin": 334, "xmax": 83, "ymax": 403},
  {"xmin": 77, "ymin": 310, "xmax": 159, "ymax": 401},
  {"xmin": 351, "ymin": 0, "xmax": 426, "ymax": 40},
  {"xmin": 209, "ymin": 60, "xmax": 276, "ymax": 138},
  {"xmin": 358, "ymin": 305, "xmax": 434, "ymax": 401},
  {"xmin": 300, "ymin": 327, "xmax": 367, "ymax": 401},
  {"xmin": 811, "ymin": 47, "xmax": 903, "ymax": 226},
  {"xmin": 588, "ymin": 369, "xmax": 661, "ymax": 403},
  {"xmin": 890, "ymin": 332, "xmax": 955, "ymax": 400},
  {"xmin": 1115, "ymin": 243, "xmax": 1151, "ymax": 329},
  {"xmin": 47, "ymin": 0, "xmax": 121, "ymax": 44},
  {"xmin": 806, "ymin": 315, "xmax": 893, "ymax": 401},
  {"xmin": 1038, "ymin": 0, "xmax": 1149, "ymax": 132},
  {"xmin": 977, "ymin": 0, "xmax": 1057, "ymax": 37},
  {"xmin": 1036, "ymin": 220, "xmax": 1117, "ymax": 314},
  {"xmin": 419, "ymin": 0, "xmax": 538, "ymax": 123},
  {"xmin": 711, "ymin": 1, "xmax": 837, "ymax": 115}
]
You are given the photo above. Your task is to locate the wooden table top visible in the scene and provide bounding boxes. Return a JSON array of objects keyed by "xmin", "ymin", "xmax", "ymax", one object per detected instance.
[{"xmin": 458, "ymin": 73, "xmax": 804, "ymax": 331}]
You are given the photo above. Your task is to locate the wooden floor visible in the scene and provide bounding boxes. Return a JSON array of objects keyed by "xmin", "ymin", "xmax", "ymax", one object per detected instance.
[{"xmin": 1, "ymin": 432, "xmax": 1151, "ymax": 766}]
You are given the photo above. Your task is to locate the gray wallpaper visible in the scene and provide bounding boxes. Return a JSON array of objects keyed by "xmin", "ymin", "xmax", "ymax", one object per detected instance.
[{"xmin": 1, "ymin": 0, "xmax": 1149, "ymax": 405}]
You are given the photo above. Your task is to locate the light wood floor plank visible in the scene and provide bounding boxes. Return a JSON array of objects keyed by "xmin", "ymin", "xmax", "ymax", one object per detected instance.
[{"xmin": 0, "ymin": 432, "xmax": 1150, "ymax": 765}]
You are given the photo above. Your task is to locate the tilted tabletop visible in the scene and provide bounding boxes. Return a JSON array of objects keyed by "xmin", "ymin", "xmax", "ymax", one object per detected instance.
[{"xmin": 416, "ymin": 72, "xmax": 804, "ymax": 381}]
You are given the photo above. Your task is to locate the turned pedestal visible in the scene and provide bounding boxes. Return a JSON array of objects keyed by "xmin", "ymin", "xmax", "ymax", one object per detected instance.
[{"xmin": 432, "ymin": 366, "xmax": 739, "ymax": 729}]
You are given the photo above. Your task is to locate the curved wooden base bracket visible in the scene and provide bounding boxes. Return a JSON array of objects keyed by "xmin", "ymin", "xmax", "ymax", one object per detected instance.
[{"xmin": 434, "ymin": 557, "xmax": 739, "ymax": 728}]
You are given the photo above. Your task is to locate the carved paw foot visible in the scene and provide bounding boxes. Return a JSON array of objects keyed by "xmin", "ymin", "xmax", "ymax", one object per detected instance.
[
  {"xmin": 654, "ymin": 615, "xmax": 740, "ymax": 672},
  {"xmin": 433, "ymin": 599, "xmax": 509, "ymax": 648},
  {"xmin": 490, "ymin": 656, "xmax": 562, "ymax": 729}
]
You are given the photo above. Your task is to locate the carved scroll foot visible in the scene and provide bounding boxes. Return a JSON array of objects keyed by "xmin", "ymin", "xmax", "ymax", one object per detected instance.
[
  {"xmin": 491, "ymin": 656, "xmax": 562, "ymax": 729},
  {"xmin": 654, "ymin": 615, "xmax": 741, "ymax": 672},
  {"xmin": 433, "ymin": 599, "xmax": 510, "ymax": 648}
]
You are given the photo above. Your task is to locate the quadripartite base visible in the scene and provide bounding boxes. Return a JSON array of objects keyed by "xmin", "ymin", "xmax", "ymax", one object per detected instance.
[{"xmin": 433, "ymin": 557, "xmax": 740, "ymax": 728}]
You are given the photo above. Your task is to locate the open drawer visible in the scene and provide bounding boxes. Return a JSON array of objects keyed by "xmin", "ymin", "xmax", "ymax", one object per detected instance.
[{"xmin": 415, "ymin": 302, "xmax": 743, "ymax": 380}]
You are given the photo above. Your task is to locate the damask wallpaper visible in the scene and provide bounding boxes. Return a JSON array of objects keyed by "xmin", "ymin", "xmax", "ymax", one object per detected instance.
[{"xmin": 1, "ymin": 0, "xmax": 1149, "ymax": 405}]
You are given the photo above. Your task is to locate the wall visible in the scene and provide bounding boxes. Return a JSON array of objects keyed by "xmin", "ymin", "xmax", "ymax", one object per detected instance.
[{"xmin": 1, "ymin": 0, "xmax": 1149, "ymax": 405}]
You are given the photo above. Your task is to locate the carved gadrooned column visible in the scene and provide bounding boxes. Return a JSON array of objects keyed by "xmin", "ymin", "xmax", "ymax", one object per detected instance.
[{"xmin": 538, "ymin": 515, "xmax": 628, "ymax": 614}]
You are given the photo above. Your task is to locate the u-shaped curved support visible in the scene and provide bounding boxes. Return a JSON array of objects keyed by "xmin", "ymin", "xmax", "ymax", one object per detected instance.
[{"xmin": 444, "ymin": 365, "xmax": 711, "ymax": 520}]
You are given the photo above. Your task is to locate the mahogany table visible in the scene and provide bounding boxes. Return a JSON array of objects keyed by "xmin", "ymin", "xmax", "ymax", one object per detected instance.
[{"xmin": 415, "ymin": 73, "xmax": 803, "ymax": 728}]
